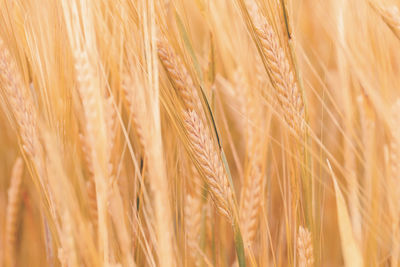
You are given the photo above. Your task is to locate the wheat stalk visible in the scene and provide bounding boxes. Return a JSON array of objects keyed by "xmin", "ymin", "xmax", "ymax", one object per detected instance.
[
  {"xmin": 4, "ymin": 157, "xmax": 24, "ymax": 267},
  {"xmin": 103, "ymin": 84, "xmax": 135, "ymax": 267},
  {"xmin": 236, "ymin": 69, "xmax": 266, "ymax": 246},
  {"xmin": 240, "ymin": 161, "xmax": 263, "ymax": 245},
  {"xmin": 61, "ymin": 0, "xmax": 113, "ymax": 254},
  {"xmin": 157, "ymin": 38, "xmax": 204, "ymax": 116},
  {"xmin": 184, "ymin": 109, "xmax": 234, "ymax": 221},
  {"xmin": 389, "ymin": 99, "xmax": 400, "ymax": 266},
  {"xmin": 122, "ymin": 74, "xmax": 148, "ymax": 160},
  {"xmin": 297, "ymin": 226, "xmax": 314, "ymax": 267},
  {"xmin": 0, "ymin": 38, "xmax": 44, "ymax": 174},
  {"xmin": 157, "ymin": 37, "xmax": 234, "ymax": 219},
  {"xmin": 357, "ymin": 93, "xmax": 376, "ymax": 218},
  {"xmin": 79, "ymin": 133, "xmax": 98, "ymax": 229},
  {"xmin": 244, "ymin": 0, "xmax": 304, "ymax": 135},
  {"xmin": 72, "ymin": 47, "xmax": 111, "ymax": 261},
  {"xmin": 59, "ymin": 211, "xmax": 78, "ymax": 267},
  {"xmin": 184, "ymin": 167, "xmax": 203, "ymax": 266},
  {"xmin": 158, "ymin": 35, "xmax": 245, "ymax": 266}
]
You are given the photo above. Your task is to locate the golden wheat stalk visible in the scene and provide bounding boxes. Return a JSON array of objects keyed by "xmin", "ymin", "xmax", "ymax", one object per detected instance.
[
  {"xmin": 158, "ymin": 35, "xmax": 246, "ymax": 265},
  {"xmin": 357, "ymin": 93, "xmax": 376, "ymax": 216},
  {"xmin": 389, "ymin": 99, "xmax": 400, "ymax": 266},
  {"xmin": 244, "ymin": 0, "xmax": 304, "ymax": 135},
  {"xmin": 0, "ymin": 38, "xmax": 44, "ymax": 174},
  {"xmin": 104, "ymin": 95, "xmax": 118, "ymax": 160},
  {"xmin": 73, "ymin": 48, "xmax": 111, "ymax": 259},
  {"xmin": 4, "ymin": 157, "xmax": 24, "ymax": 267},
  {"xmin": 157, "ymin": 36, "xmax": 234, "ymax": 220},
  {"xmin": 103, "ymin": 83, "xmax": 135, "ymax": 267},
  {"xmin": 240, "ymin": 161, "xmax": 263, "ymax": 245},
  {"xmin": 297, "ymin": 226, "xmax": 314, "ymax": 267},
  {"xmin": 232, "ymin": 70, "xmax": 250, "ymax": 139},
  {"xmin": 237, "ymin": 70, "xmax": 266, "ymax": 246},
  {"xmin": 157, "ymin": 38, "xmax": 204, "ymax": 116},
  {"xmin": 79, "ymin": 133, "xmax": 98, "ymax": 229},
  {"xmin": 184, "ymin": 109, "xmax": 234, "ymax": 221},
  {"xmin": 184, "ymin": 167, "xmax": 203, "ymax": 266},
  {"xmin": 126, "ymin": 22, "xmax": 177, "ymax": 266},
  {"xmin": 122, "ymin": 74, "xmax": 148, "ymax": 159},
  {"xmin": 59, "ymin": 211, "xmax": 78, "ymax": 267},
  {"xmin": 62, "ymin": 0, "xmax": 112, "ymax": 259}
]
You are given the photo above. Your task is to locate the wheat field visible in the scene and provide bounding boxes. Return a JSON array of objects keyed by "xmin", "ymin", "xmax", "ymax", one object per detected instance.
[{"xmin": 0, "ymin": 0, "xmax": 399, "ymax": 266}]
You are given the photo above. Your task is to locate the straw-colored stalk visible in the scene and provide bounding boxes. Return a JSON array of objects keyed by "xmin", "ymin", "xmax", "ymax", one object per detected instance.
[
  {"xmin": 126, "ymin": 34, "xmax": 177, "ymax": 266},
  {"xmin": 389, "ymin": 99, "xmax": 400, "ymax": 267}
]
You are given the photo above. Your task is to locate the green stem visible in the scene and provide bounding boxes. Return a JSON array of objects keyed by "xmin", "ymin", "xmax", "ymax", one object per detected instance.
[{"xmin": 233, "ymin": 218, "xmax": 246, "ymax": 267}]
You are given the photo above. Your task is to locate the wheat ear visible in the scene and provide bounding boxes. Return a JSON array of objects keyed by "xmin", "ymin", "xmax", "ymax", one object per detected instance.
[
  {"xmin": 236, "ymin": 68, "xmax": 266, "ymax": 245},
  {"xmin": 59, "ymin": 212, "xmax": 78, "ymax": 267},
  {"xmin": 245, "ymin": 0, "xmax": 304, "ymax": 135},
  {"xmin": 157, "ymin": 37, "xmax": 233, "ymax": 218},
  {"xmin": 158, "ymin": 35, "xmax": 244, "ymax": 267},
  {"xmin": 184, "ymin": 110, "xmax": 234, "ymax": 221},
  {"xmin": 184, "ymin": 167, "xmax": 203, "ymax": 266},
  {"xmin": 5, "ymin": 157, "xmax": 24, "ymax": 267},
  {"xmin": 122, "ymin": 74, "xmax": 148, "ymax": 159},
  {"xmin": 240, "ymin": 161, "xmax": 263, "ymax": 245},
  {"xmin": 103, "ymin": 87, "xmax": 135, "ymax": 267},
  {"xmin": 297, "ymin": 226, "xmax": 314, "ymax": 267},
  {"xmin": 79, "ymin": 133, "xmax": 98, "ymax": 229},
  {"xmin": 157, "ymin": 38, "xmax": 204, "ymax": 115},
  {"xmin": 74, "ymin": 47, "xmax": 109, "ymax": 237},
  {"xmin": 0, "ymin": 38, "xmax": 43, "ymax": 171}
]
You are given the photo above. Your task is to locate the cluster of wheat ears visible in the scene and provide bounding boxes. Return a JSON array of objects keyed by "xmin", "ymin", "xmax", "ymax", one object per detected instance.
[{"xmin": 1, "ymin": 0, "xmax": 400, "ymax": 266}]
